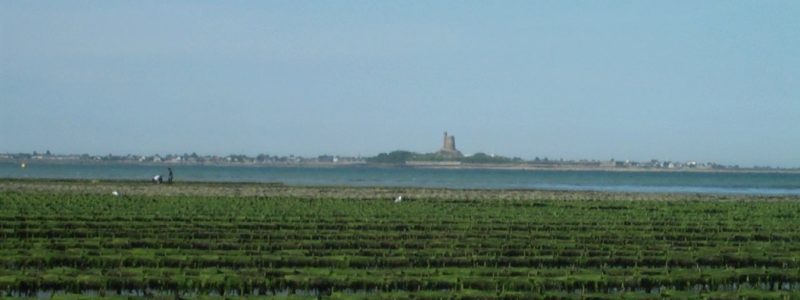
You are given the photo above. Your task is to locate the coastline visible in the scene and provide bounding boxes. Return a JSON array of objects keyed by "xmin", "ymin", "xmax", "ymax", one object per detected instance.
[
  {"xmin": 3, "ymin": 159, "xmax": 799, "ymax": 174},
  {"xmin": 4, "ymin": 161, "xmax": 799, "ymax": 196},
  {"xmin": 401, "ymin": 162, "xmax": 800, "ymax": 174}
]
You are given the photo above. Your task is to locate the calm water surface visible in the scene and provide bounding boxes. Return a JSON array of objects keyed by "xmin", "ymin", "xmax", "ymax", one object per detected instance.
[{"xmin": 2, "ymin": 162, "xmax": 799, "ymax": 195}]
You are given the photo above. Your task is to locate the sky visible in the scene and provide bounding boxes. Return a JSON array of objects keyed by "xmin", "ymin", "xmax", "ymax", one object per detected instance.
[{"xmin": 1, "ymin": 1, "xmax": 798, "ymax": 167}]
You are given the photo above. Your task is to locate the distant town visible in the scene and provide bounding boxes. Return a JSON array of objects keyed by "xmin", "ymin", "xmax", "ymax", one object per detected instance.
[{"xmin": 1, "ymin": 132, "xmax": 794, "ymax": 172}]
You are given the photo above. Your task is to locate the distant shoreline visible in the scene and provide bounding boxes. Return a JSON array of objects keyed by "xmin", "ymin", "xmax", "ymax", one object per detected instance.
[
  {"xmin": 400, "ymin": 162, "xmax": 800, "ymax": 174},
  {"xmin": 3, "ymin": 158, "xmax": 799, "ymax": 174}
]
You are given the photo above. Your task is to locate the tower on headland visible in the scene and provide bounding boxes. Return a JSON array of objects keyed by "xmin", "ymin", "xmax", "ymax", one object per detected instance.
[{"xmin": 439, "ymin": 131, "xmax": 463, "ymax": 157}]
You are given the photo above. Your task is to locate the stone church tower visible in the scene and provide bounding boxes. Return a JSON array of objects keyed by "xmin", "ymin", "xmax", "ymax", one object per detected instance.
[{"xmin": 439, "ymin": 131, "xmax": 463, "ymax": 157}]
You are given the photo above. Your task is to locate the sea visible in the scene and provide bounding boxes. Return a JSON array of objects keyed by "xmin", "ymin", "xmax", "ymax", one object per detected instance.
[{"xmin": 2, "ymin": 162, "xmax": 799, "ymax": 195}]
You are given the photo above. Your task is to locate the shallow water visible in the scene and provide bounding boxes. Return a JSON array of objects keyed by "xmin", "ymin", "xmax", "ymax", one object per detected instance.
[{"xmin": 2, "ymin": 162, "xmax": 799, "ymax": 195}]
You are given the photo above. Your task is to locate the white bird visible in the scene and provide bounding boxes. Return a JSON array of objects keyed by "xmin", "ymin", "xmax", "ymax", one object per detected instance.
[
  {"xmin": 112, "ymin": 191, "xmax": 119, "ymax": 197},
  {"xmin": 394, "ymin": 195, "xmax": 402, "ymax": 203}
]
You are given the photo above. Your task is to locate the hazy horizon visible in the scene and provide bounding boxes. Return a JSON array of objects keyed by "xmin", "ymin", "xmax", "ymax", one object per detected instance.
[{"xmin": 2, "ymin": 2, "xmax": 799, "ymax": 168}]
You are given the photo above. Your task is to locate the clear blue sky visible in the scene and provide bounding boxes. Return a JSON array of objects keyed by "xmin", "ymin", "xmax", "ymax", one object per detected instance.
[{"xmin": 1, "ymin": 1, "xmax": 798, "ymax": 167}]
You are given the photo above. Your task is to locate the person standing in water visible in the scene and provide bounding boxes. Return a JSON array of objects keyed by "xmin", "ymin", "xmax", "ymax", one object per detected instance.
[{"xmin": 167, "ymin": 167, "xmax": 173, "ymax": 184}]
